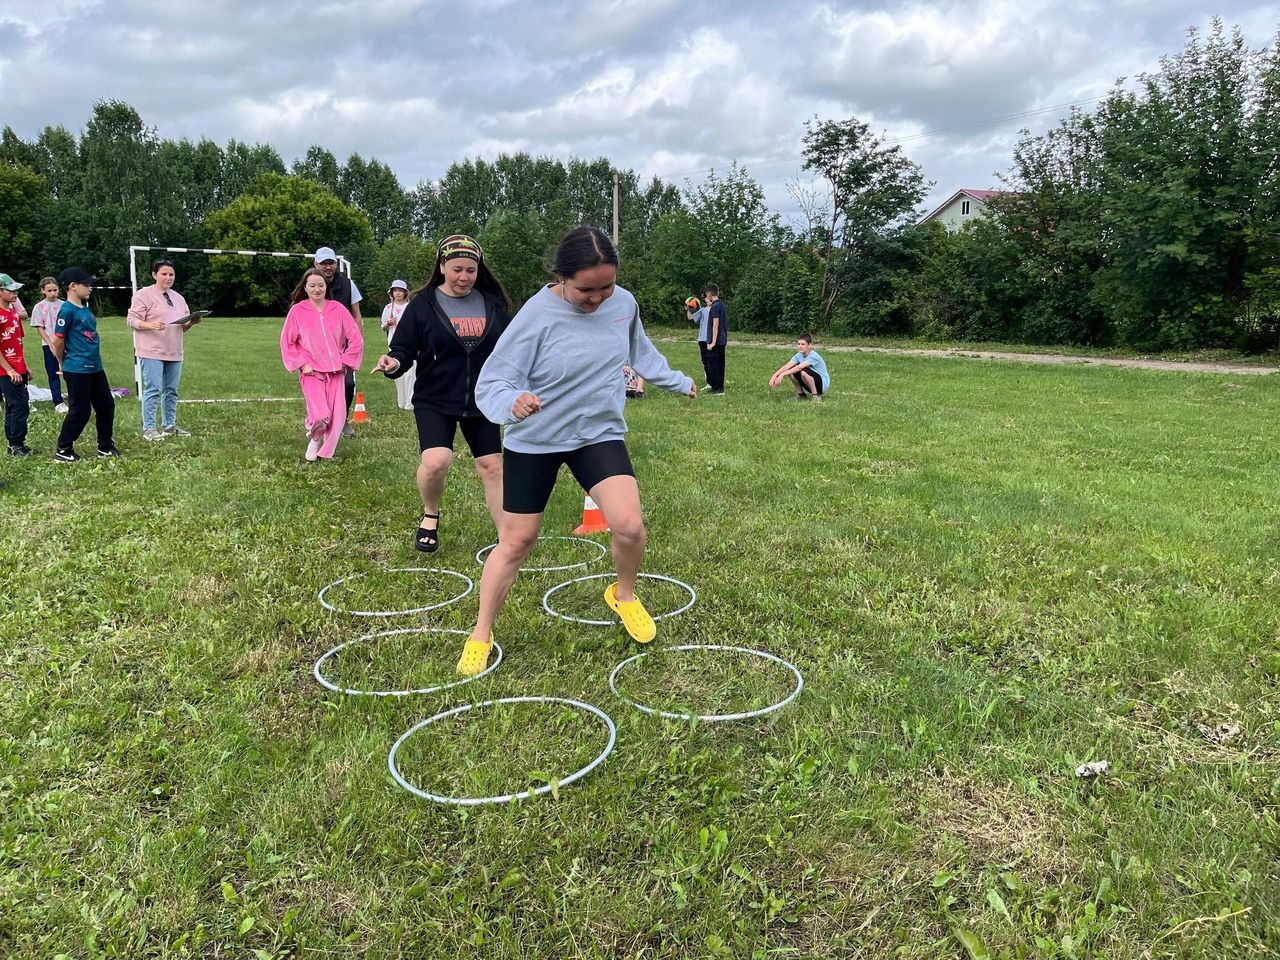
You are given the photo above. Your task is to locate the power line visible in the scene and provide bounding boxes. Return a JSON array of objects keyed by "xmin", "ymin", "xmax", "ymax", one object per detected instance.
[{"xmin": 667, "ymin": 94, "xmax": 1110, "ymax": 181}]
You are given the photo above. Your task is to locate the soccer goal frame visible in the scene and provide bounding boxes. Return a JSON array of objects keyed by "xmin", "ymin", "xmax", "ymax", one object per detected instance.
[{"xmin": 124, "ymin": 244, "xmax": 352, "ymax": 403}]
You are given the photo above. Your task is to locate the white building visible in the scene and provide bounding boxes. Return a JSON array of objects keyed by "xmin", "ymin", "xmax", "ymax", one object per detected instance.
[{"xmin": 919, "ymin": 189, "xmax": 1008, "ymax": 231}]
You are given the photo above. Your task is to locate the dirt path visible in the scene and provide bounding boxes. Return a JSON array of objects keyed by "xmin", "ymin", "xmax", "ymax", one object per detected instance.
[{"xmin": 659, "ymin": 338, "xmax": 1279, "ymax": 376}]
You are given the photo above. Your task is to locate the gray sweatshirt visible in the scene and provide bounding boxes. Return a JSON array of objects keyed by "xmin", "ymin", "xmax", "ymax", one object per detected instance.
[{"xmin": 476, "ymin": 283, "xmax": 693, "ymax": 453}]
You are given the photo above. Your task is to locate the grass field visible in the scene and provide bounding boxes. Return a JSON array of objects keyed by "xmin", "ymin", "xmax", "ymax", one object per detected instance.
[{"xmin": 2, "ymin": 317, "xmax": 1279, "ymax": 958}]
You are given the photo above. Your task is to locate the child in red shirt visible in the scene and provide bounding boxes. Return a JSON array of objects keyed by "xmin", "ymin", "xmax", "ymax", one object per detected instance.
[{"xmin": 0, "ymin": 273, "xmax": 31, "ymax": 456}]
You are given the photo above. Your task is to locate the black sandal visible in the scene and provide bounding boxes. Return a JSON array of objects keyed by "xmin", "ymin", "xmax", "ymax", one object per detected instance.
[{"xmin": 415, "ymin": 512, "xmax": 440, "ymax": 553}]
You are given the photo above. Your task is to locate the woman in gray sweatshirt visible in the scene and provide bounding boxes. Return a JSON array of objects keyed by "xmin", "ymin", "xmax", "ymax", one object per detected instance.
[{"xmin": 456, "ymin": 226, "xmax": 697, "ymax": 676}]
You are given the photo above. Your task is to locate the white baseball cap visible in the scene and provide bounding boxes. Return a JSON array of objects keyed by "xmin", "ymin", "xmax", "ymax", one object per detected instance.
[{"xmin": 313, "ymin": 246, "xmax": 337, "ymax": 263}]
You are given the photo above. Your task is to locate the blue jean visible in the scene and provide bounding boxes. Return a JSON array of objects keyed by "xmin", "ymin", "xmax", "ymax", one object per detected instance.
[
  {"xmin": 140, "ymin": 358, "xmax": 183, "ymax": 430},
  {"xmin": 41, "ymin": 345, "xmax": 64, "ymax": 405}
]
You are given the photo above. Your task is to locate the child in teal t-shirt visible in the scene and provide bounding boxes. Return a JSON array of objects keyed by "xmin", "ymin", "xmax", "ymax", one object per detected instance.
[
  {"xmin": 52, "ymin": 267, "xmax": 117, "ymax": 460},
  {"xmin": 768, "ymin": 333, "xmax": 830, "ymax": 400}
]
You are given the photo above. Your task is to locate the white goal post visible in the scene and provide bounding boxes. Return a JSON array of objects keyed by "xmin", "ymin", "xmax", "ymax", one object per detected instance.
[{"xmin": 124, "ymin": 244, "xmax": 353, "ymax": 402}]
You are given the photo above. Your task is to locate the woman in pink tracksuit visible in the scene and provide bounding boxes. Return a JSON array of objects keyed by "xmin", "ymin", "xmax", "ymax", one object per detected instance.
[{"xmin": 281, "ymin": 268, "xmax": 364, "ymax": 461}]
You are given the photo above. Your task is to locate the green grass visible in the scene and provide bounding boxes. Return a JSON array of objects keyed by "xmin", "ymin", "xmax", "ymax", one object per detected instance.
[
  {"xmin": 3, "ymin": 317, "xmax": 1280, "ymax": 958},
  {"xmin": 644, "ymin": 322, "xmax": 1280, "ymax": 367}
]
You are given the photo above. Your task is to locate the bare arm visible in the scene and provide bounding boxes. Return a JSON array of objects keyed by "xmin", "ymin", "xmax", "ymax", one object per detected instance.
[
  {"xmin": 769, "ymin": 358, "xmax": 808, "ymax": 387},
  {"xmin": 0, "ymin": 352, "xmax": 20, "ymax": 381}
]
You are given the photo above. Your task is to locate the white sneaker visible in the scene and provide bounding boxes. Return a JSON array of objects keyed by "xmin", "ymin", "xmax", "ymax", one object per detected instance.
[
  {"xmin": 142, "ymin": 428, "xmax": 165, "ymax": 441},
  {"xmin": 162, "ymin": 425, "xmax": 191, "ymax": 437},
  {"xmin": 305, "ymin": 438, "xmax": 321, "ymax": 462},
  {"xmin": 55, "ymin": 403, "xmax": 68, "ymax": 414}
]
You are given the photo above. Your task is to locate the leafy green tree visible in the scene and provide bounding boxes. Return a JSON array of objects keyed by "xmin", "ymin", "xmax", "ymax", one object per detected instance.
[
  {"xmin": 0, "ymin": 127, "xmax": 38, "ymax": 169},
  {"xmin": 433, "ymin": 158, "xmax": 502, "ymax": 236},
  {"xmin": 156, "ymin": 138, "xmax": 225, "ymax": 224},
  {"xmin": 0, "ymin": 165, "xmax": 52, "ymax": 282},
  {"xmin": 828, "ymin": 225, "xmax": 929, "ymax": 337},
  {"xmin": 1244, "ymin": 32, "xmax": 1280, "ymax": 348},
  {"xmin": 996, "ymin": 20, "xmax": 1280, "ymax": 350},
  {"xmin": 563, "ymin": 157, "xmax": 617, "ymax": 228},
  {"xmin": 66, "ymin": 100, "xmax": 180, "ymax": 280},
  {"xmin": 222, "ymin": 139, "xmax": 286, "ymax": 200},
  {"xmin": 1093, "ymin": 21, "xmax": 1272, "ymax": 349},
  {"xmin": 800, "ymin": 116, "xmax": 929, "ymax": 327},
  {"xmin": 494, "ymin": 153, "xmax": 568, "ymax": 216},
  {"xmin": 623, "ymin": 206, "xmax": 702, "ymax": 326},
  {"xmin": 360, "ymin": 234, "xmax": 433, "ymax": 315},
  {"xmin": 996, "ymin": 107, "xmax": 1109, "ymax": 344},
  {"xmin": 29, "ymin": 126, "xmax": 82, "ymax": 202},
  {"xmin": 479, "ymin": 209, "xmax": 555, "ymax": 305},
  {"xmin": 682, "ymin": 162, "xmax": 777, "ymax": 299},
  {"xmin": 206, "ymin": 172, "xmax": 372, "ymax": 309},
  {"xmin": 292, "ymin": 146, "xmax": 342, "ymax": 196},
  {"xmin": 340, "ymin": 154, "xmax": 412, "ymax": 242},
  {"xmin": 408, "ymin": 179, "xmax": 441, "ymax": 239}
]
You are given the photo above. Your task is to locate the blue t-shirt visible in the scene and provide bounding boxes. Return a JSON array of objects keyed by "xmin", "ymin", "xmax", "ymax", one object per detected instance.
[
  {"xmin": 707, "ymin": 300, "xmax": 727, "ymax": 346},
  {"xmin": 791, "ymin": 349, "xmax": 829, "ymax": 387},
  {"xmin": 54, "ymin": 301, "xmax": 103, "ymax": 374}
]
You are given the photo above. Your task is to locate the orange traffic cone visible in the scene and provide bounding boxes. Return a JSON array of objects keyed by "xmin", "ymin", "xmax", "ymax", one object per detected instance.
[
  {"xmin": 351, "ymin": 391, "xmax": 370, "ymax": 424},
  {"xmin": 572, "ymin": 495, "xmax": 609, "ymax": 534}
]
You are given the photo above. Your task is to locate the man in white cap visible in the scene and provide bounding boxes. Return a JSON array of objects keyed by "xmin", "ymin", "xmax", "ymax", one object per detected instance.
[{"xmin": 314, "ymin": 247, "xmax": 363, "ymax": 436}]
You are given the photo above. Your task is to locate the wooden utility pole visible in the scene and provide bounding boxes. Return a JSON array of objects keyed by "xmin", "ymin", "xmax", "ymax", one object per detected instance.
[{"xmin": 612, "ymin": 173, "xmax": 620, "ymax": 244}]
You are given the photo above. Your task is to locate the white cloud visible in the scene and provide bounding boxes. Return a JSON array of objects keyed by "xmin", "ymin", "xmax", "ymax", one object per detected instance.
[{"xmin": 1, "ymin": 0, "xmax": 1276, "ymax": 219}]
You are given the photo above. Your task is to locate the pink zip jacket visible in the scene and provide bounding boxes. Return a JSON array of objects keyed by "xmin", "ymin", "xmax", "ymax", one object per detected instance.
[{"xmin": 280, "ymin": 299, "xmax": 363, "ymax": 374}]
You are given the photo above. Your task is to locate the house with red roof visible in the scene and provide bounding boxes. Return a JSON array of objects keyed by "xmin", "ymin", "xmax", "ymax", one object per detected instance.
[{"xmin": 919, "ymin": 189, "xmax": 1009, "ymax": 231}]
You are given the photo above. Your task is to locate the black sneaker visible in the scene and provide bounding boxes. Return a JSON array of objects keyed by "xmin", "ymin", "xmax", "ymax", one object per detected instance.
[
  {"xmin": 8, "ymin": 445, "xmax": 31, "ymax": 457},
  {"xmin": 97, "ymin": 445, "xmax": 123, "ymax": 458},
  {"xmin": 55, "ymin": 448, "xmax": 79, "ymax": 462}
]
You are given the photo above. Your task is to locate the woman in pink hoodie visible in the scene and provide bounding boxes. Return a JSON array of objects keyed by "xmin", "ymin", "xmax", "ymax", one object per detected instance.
[{"xmin": 281, "ymin": 268, "xmax": 364, "ymax": 461}]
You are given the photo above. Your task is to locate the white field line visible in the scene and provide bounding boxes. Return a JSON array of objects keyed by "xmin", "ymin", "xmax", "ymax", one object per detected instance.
[{"xmin": 178, "ymin": 397, "xmax": 304, "ymax": 404}]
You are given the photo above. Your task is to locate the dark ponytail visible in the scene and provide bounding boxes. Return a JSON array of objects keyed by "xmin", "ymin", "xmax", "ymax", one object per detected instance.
[{"xmin": 552, "ymin": 226, "xmax": 619, "ymax": 278}]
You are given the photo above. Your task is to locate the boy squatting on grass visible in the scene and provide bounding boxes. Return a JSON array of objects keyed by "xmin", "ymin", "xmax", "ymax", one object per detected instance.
[{"xmin": 768, "ymin": 334, "xmax": 831, "ymax": 400}]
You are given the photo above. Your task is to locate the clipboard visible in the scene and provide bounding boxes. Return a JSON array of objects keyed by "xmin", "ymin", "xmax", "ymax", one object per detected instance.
[{"xmin": 168, "ymin": 310, "xmax": 211, "ymax": 325}]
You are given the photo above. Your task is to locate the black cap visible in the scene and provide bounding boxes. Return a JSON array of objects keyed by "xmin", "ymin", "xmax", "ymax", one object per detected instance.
[{"xmin": 58, "ymin": 267, "xmax": 100, "ymax": 286}]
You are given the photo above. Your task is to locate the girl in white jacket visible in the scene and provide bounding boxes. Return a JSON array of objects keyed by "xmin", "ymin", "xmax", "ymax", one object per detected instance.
[{"xmin": 381, "ymin": 280, "xmax": 414, "ymax": 409}]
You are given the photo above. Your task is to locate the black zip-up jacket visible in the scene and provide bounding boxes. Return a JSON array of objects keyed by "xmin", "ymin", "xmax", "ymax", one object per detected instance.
[{"xmin": 385, "ymin": 288, "xmax": 511, "ymax": 418}]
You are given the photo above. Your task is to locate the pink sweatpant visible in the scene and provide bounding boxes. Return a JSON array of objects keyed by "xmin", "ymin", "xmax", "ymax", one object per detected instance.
[{"xmin": 299, "ymin": 370, "xmax": 347, "ymax": 458}]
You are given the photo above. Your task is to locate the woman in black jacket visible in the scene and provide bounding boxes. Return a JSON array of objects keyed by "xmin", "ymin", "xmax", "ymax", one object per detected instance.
[{"xmin": 371, "ymin": 235, "xmax": 512, "ymax": 552}]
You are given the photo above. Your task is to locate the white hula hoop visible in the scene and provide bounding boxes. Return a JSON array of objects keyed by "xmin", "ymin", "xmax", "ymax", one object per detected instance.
[
  {"xmin": 542, "ymin": 572, "xmax": 696, "ymax": 626},
  {"xmin": 475, "ymin": 535, "xmax": 608, "ymax": 573},
  {"xmin": 317, "ymin": 567, "xmax": 473, "ymax": 617},
  {"xmin": 388, "ymin": 696, "xmax": 617, "ymax": 806},
  {"xmin": 313, "ymin": 627, "xmax": 503, "ymax": 697},
  {"xmin": 608, "ymin": 644, "xmax": 804, "ymax": 722}
]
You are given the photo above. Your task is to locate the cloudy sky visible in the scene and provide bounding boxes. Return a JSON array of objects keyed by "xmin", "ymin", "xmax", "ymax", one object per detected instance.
[{"xmin": 3, "ymin": 1, "xmax": 1277, "ymax": 224}]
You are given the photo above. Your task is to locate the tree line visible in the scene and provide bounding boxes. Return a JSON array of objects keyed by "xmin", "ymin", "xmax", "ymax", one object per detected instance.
[{"xmin": 2, "ymin": 20, "xmax": 1275, "ymax": 350}]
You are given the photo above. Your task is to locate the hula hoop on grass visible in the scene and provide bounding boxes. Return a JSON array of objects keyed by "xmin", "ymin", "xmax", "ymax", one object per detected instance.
[
  {"xmin": 475, "ymin": 535, "xmax": 608, "ymax": 572},
  {"xmin": 313, "ymin": 627, "xmax": 503, "ymax": 697},
  {"xmin": 608, "ymin": 644, "xmax": 804, "ymax": 722},
  {"xmin": 541, "ymin": 572, "xmax": 696, "ymax": 626},
  {"xmin": 388, "ymin": 696, "xmax": 617, "ymax": 806},
  {"xmin": 318, "ymin": 567, "xmax": 473, "ymax": 617}
]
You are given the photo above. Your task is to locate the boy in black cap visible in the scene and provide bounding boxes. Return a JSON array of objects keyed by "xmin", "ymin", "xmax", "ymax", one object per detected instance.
[{"xmin": 52, "ymin": 268, "xmax": 119, "ymax": 460}]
